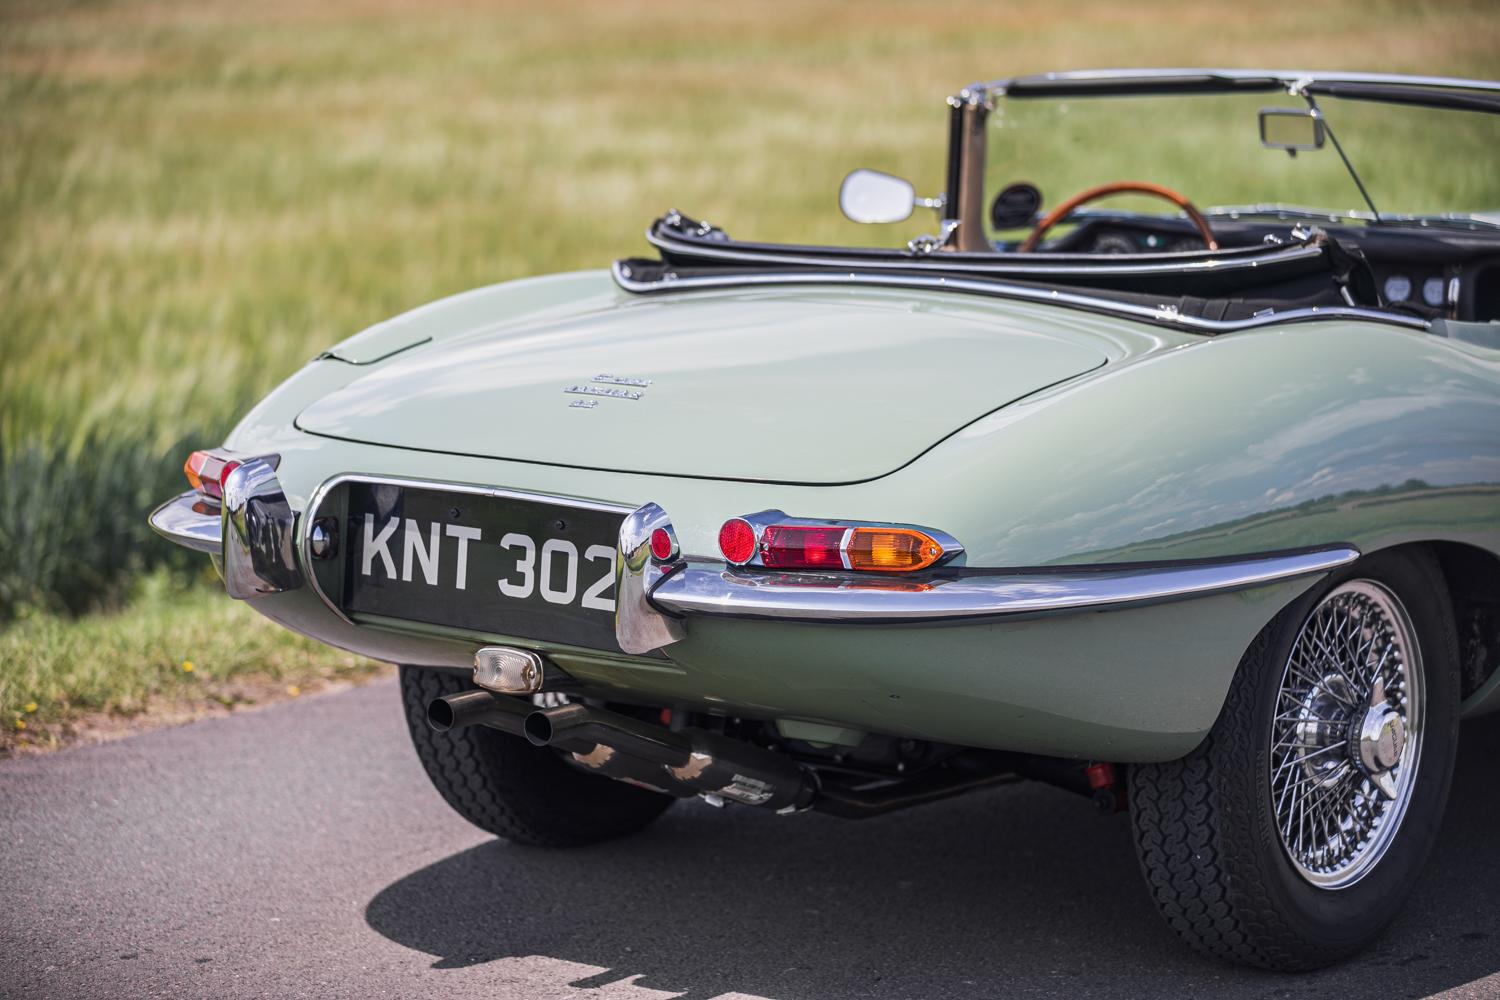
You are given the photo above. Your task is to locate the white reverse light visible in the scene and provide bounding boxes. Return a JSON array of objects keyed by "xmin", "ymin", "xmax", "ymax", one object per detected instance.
[{"xmin": 472, "ymin": 646, "xmax": 544, "ymax": 695}]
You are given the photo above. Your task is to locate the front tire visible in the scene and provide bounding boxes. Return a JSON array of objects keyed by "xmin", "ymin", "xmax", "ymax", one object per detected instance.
[
  {"xmin": 400, "ymin": 665, "xmax": 674, "ymax": 847},
  {"xmin": 1129, "ymin": 548, "xmax": 1459, "ymax": 970}
]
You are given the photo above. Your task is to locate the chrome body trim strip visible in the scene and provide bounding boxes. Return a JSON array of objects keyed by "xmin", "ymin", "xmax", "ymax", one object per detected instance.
[
  {"xmin": 222, "ymin": 458, "xmax": 303, "ymax": 599},
  {"xmin": 148, "ymin": 492, "xmax": 223, "ymax": 554},
  {"xmin": 300, "ymin": 472, "xmax": 636, "ymax": 627},
  {"xmin": 611, "ymin": 262, "xmax": 1429, "ymax": 334},
  {"xmin": 646, "ymin": 227, "xmax": 1326, "ymax": 276},
  {"xmin": 649, "ymin": 547, "xmax": 1360, "ymax": 624}
]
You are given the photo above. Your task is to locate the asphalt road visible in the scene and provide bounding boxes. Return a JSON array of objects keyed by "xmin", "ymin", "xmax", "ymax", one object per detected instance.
[{"xmin": 3, "ymin": 677, "xmax": 1498, "ymax": 1000}]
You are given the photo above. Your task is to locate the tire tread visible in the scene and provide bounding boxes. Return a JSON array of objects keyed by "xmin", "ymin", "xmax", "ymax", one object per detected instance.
[{"xmin": 400, "ymin": 665, "xmax": 671, "ymax": 848}]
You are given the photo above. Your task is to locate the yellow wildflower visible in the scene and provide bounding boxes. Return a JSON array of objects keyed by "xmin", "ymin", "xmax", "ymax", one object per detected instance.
[
  {"xmin": 286, "ymin": 685, "xmax": 301, "ymax": 697},
  {"xmin": 14, "ymin": 718, "xmax": 26, "ymax": 731},
  {"xmin": 181, "ymin": 661, "xmax": 195, "ymax": 673},
  {"xmin": 24, "ymin": 702, "xmax": 38, "ymax": 714}
]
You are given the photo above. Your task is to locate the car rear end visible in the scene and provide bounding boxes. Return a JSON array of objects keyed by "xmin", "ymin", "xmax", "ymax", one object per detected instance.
[{"xmin": 150, "ymin": 270, "xmax": 1349, "ymax": 765}]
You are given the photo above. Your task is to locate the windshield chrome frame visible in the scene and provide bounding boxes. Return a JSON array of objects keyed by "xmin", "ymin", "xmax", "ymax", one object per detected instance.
[{"xmin": 947, "ymin": 69, "xmax": 1500, "ymax": 246}]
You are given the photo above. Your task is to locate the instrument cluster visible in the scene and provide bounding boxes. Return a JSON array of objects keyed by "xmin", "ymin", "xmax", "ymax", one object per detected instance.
[
  {"xmin": 1379, "ymin": 272, "xmax": 1454, "ymax": 309},
  {"xmin": 1086, "ymin": 228, "xmax": 1205, "ymax": 254}
]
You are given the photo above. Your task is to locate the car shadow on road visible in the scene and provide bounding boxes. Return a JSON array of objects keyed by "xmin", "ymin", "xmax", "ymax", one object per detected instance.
[{"xmin": 366, "ymin": 715, "xmax": 1500, "ymax": 999}]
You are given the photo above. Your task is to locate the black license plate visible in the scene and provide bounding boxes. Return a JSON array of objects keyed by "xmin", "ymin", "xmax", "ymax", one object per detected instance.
[{"xmin": 341, "ymin": 482, "xmax": 625, "ymax": 653}]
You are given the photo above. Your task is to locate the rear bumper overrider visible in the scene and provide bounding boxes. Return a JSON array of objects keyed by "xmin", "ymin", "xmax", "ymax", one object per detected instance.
[{"xmin": 148, "ymin": 457, "xmax": 302, "ymax": 599}]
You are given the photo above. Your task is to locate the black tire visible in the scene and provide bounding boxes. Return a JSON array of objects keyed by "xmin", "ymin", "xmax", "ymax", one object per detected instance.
[
  {"xmin": 1129, "ymin": 548, "xmax": 1460, "ymax": 970},
  {"xmin": 400, "ymin": 665, "xmax": 674, "ymax": 847}
]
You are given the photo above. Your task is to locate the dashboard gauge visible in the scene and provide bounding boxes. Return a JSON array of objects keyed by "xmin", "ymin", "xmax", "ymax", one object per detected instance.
[
  {"xmin": 1167, "ymin": 237, "xmax": 1204, "ymax": 252},
  {"xmin": 1383, "ymin": 274, "xmax": 1412, "ymax": 302},
  {"xmin": 1091, "ymin": 232, "xmax": 1135, "ymax": 254},
  {"xmin": 1423, "ymin": 276, "xmax": 1447, "ymax": 307}
]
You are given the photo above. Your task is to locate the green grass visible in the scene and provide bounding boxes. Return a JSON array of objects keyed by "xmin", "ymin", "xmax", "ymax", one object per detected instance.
[
  {"xmin": 1, "ymin": 570, "xmax": 383, "ymax": 751},
  {"xmin": 2, "ymin": 0, "xmax": 1498, "ymax": 740}
]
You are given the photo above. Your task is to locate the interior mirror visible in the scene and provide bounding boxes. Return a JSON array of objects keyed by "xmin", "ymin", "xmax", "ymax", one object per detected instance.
[
  {"xmin": 990, "ymin": 182, "xmax": 1043, "ymax": 230},
  {"xmin": 1259, "ymin": 108, "xmax": 1325, "ymax": 152},
  {"xmin": 840, "ymin": 169, "xmax": 915, "ymax": 224}
]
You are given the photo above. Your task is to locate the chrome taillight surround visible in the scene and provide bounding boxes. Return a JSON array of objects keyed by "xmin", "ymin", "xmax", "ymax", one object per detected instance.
[{"xmin": 716, "ymin": 509, "xmax": 964, "ymax": 573}]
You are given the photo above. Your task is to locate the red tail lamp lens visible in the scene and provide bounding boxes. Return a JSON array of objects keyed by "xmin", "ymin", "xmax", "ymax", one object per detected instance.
[
  {"xmin": 846, "ymin": 527, "xmax": 944, "ymax": 572},
  {"xmin": 718, "ymin": 518, "xmax": 758, "ymax": 564},
  {"xmin": 218, "ymin": 459, "xmax": 242, "ymax": 490},
  {"xmin": 760, "ymin": 525, "xmax": 847, "ymax": 569},
  {"xmin": 649, "ymin": 527, "xmax": 675, "ymax": 562}
]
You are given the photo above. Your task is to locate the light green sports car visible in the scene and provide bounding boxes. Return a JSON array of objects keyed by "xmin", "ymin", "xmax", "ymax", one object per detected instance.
[{"xmin": 152, "ymin": 69, "xmax": 1500, "ymax": 970}]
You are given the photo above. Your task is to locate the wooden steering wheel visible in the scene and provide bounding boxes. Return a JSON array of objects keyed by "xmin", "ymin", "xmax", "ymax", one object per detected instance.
[{"xmin": 1017, "ymin": 181, "xmax": 1219, "ymax": 253}]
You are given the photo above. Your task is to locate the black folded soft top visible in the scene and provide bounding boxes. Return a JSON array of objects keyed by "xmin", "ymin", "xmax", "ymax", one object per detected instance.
[{"xmin": 614, "ymin": 212, "xmax": 1417, "ymax": 335}]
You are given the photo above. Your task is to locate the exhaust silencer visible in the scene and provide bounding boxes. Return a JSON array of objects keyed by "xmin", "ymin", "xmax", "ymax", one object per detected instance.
[
  {"xmin": 429, "ymin": 692, "xmax": 816, "ymax": 811},
  {"xmin": 525, "ymin": 703, "xmax": 816, "ymax": 811},
  {"xmin": 568, "ymin": 743, "xmax": 697, "ymax": 798},
  {"xmin": 664, "ymin": 729, "xmax": 814, "ymax": 811}
]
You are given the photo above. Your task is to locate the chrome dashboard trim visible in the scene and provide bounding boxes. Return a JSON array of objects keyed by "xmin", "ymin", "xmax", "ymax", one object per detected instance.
[
  {"xmin": 611, "ymin": 262, "xmax": 1430, "ymax": 335},
  {"xmin": 648, "ymin": 546, "xmax": 1360, "ymax": 625},
  {"xmin": 148, "ymin": 492, "xmax": 223, "ymax": 554}
]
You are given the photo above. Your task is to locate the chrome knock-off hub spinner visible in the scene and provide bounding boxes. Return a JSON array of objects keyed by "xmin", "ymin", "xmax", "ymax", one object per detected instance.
[{"xmin": 1353, "ymin": 678, "xmax": 1406, "ymax": 800}]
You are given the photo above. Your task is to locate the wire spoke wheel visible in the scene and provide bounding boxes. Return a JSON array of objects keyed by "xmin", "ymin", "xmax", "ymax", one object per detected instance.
[
  {"xmin": 1131, "ymin": 551, "xmax": 1458, "ymax": 968},
  {"xmin": 1269, "ymin": 580, "xmax": 1425, "ymax": 888}
]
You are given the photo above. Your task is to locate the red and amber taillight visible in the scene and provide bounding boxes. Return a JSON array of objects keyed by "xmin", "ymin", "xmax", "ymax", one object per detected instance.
[
  {"xmin": 717, "ymin": 513, "xmax": 955, "ymax": 573},
  {"xmin": 183, "ymin": 450, "xmax": 243, "ymax": 502}
]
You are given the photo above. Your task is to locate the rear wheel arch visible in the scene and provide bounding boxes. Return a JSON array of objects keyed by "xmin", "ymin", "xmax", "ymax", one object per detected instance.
[
  {"xmin": 1345, "ymin": 540, "xmax": 1500, "ymax": 701},
  {"xmin": 1423, "ymin": 540, "xmax": 1500, "ymax": 700},
  {"xmin": 1129, "ymin": 545, "xmax": 1461, "ymax": 969}
]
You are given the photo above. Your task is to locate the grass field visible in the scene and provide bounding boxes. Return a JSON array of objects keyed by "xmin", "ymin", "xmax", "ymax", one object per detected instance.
[{"xmin": 2, "ymin": 0, "xmax": 1498, "ymax": 749}]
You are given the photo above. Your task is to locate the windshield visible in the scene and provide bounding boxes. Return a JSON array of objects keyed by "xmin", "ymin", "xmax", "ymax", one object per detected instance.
[{"xmin": 983, "ymin": 91, "xmax": 1500, "ymax": 241}]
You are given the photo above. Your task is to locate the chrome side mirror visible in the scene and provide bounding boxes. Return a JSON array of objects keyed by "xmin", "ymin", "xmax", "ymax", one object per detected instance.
[
  {"xmin": 1259, "ymin": 108, "xmax": 1325, "ymax": 154},
  {"xmin": 839, "ymin": 169, "xmax": 917, "ymax": 224}
]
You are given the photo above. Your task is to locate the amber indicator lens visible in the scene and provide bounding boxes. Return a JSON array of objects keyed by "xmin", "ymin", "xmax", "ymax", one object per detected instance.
[
  {"xmin": 718, "ymin": 518, "xmax": 758, "ymax": 564},
  {"xmin": 846, "ymin": 528, "xmax": 944, "ymax": 572}
]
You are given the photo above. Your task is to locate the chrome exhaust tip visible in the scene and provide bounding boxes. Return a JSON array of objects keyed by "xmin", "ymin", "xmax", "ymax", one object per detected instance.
[
  {"xmin": 522, "ymin": 709, "xmax": 556, "ymax": 747},
  {"xmin": 426, "ymin": 688, "xmax": 530, "ymax": 735}
]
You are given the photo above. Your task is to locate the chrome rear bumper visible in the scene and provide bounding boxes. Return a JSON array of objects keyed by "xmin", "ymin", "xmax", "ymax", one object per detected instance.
[
  {"xmin": 148, "ymin": 493, "xmax": 222, "ymax": 554},
  {"xmin": 618, "ymin": 502, "xmax": 1358, "ymax": 651},
  {"xmin": 152, "ymin": 480, "xmax": 1356, "ymax": 656},
  {"xmin": 646, "ymin": 547, "xmax": 1359, "ymax": 624}
]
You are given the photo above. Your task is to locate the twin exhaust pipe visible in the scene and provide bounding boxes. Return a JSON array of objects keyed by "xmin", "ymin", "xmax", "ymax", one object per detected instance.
[{"xmin": 427, "ymin": 687, "xmax": 816, "ymax": 812}]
